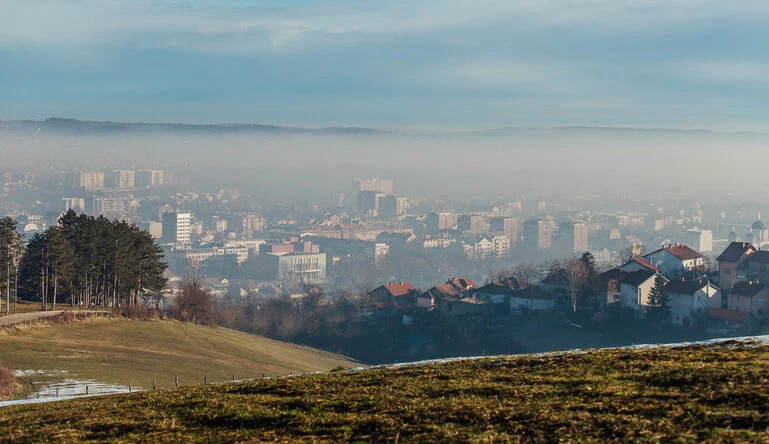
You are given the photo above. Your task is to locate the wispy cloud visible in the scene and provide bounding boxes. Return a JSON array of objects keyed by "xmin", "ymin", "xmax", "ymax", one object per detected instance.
[
  {"xmin": 3, "ymin": 1, "xmax": 769, "ymax": 53},
  {"xmin": 675, "ymin": 61, "xmax": 769, "ymax": 84},
  {"xmin": 2, "ymin": 1, "xmax": 769, "ymax": 128}
]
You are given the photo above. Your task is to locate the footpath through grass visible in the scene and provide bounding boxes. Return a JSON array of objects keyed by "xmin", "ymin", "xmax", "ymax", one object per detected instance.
[
  {"xmin": 0, "ymin": 317, "xmax": 354, "ymax": 392},
  {"xmin": 2, "ymin": 340, "xmax": 769, "ymax": 442}
]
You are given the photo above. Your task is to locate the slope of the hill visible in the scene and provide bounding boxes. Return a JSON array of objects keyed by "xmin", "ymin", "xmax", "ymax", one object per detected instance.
[
  {"xmin": 0, "ymin": 318, "xmax": 354, "ymax": 393},
  {"xmin": 2, "ymin": 339, "xmax": 768, "ymax": 442}
]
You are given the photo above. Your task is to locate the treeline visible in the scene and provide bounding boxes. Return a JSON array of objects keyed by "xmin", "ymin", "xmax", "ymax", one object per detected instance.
[
  {"xmin": 0, "ymin": 217, "xmax": 24, "ymax": 314},
  {"xmin": 1, "ymin": 210, "xmax": 168, "ymax": 310}
]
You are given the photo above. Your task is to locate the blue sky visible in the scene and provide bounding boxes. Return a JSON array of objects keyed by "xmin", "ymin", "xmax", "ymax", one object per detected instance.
[{"xmin": 1, "ymin": 1, "xmax": 769, "ymax": 130}]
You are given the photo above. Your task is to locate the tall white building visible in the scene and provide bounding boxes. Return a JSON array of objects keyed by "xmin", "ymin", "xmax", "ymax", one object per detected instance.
[
  {"xmin": 685, "ymin": 229, "xmax": 713, "ymax": 253},
  {"xmin": 351, "ymin": 177, "xmax": 393, "ymax": 207},
  {"xmin": 109, "ymin": 170, "xmax": 135, "ymax": 188},
  {"xmin": 162, "ymin": 212, "xmax": 191, "ymax": 245},
  {"xmin": 73, "ymin": 171, "xmax": 105, "ymax": 190},
  {"xmin": 62, "ymin": 197, "xmax": 86, "ymax": 213},
  {"xmin": 136, "ymin": 169, "xmax": 165, "ymax": 187}
]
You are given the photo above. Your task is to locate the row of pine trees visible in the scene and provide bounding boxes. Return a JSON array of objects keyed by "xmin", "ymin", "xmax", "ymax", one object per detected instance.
[{"xmin": 0, "ymin": 210, "xmax": 167, "ymax": 312}]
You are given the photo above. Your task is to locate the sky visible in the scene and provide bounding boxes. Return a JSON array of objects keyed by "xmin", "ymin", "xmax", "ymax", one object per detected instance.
[{"xmin": 1, "ymin": 1, "xmax": 769, "ymax": 130}]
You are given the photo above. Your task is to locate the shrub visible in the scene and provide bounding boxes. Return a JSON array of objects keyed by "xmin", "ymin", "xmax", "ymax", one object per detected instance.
[
  {"xmin": 0, "ymin": 366, "xmax": 17, "ymax": 399},
  {"xmin": 174, "ymin": 276, "xmax": 216, "ymax": 326}
]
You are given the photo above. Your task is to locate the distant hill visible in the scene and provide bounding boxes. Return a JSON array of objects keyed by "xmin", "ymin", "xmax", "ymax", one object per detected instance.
[
  {"xmin": 0, "ymin": 117, "xmax": 392, "ymax": 136},
  {"xmin": 2, "ymin": 338, "xmax": 768, "ymax": 441},
  {"xmin": 1, "ymin": 117, "xmax": 763, "ymax": 138},
  {"xmin": 0, "ymin": 318, "xmax": 354, "ymax": 392}
]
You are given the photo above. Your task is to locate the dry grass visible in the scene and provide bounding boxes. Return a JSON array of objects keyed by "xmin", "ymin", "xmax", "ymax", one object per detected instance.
[
  {"xmin": 0, "ymin": 318, "xmax": 355, "ymax": 391},
  {"xmin": 2, "ymin": 340, "xmax": 768, "ymax": 442}
]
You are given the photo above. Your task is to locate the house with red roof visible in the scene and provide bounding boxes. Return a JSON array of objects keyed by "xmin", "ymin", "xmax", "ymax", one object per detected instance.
[
  {"xmin": 417, "ymin": 277, "xmax": 478, "ymax": 308},
  {"xmin": 620, "ymin": 257, "xmax": 658, "ymax": 274},
  {"xmin": 417, "ymin": 283, "xmax": 460, "ymax": 308},
  {"xmin": 642, "ymin": 243, "xmax": 705, "ymax": 278},
  {"xmin": 369, "ymin": 282, "xmax": 419, "ymax": 310}
]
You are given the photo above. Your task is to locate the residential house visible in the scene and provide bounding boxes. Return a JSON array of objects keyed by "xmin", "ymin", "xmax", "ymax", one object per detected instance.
[
  {"xmin": 716, "ymin": 241, "xmax": 757, "ymax": 290},
  {"xmin": 474, "ymin": 281, "xmax": 513, "ymax": 305},
  {"xmin": 446, "ymin": 277, "xmax": 477, "ymax": 293},
  {"xmin": 707, "ymin": 308, "xmax": 752, "ymax": 333},
  {"xmin": 643, "ymin": 244, "xmax": 705, "ymax": 278},
  {"xmin": 735, "ymin": 250, "xmax": 769, "ymax": 287},
  {"xmin": 597, "ymin": 267, "xmax": 628, "ymax": 310},
  {"xmin": 540, "ymin": 268, "xmax": 569, "ymax": 295},
  {"xmin": 666, "ymin": 279, "xmax": 721, "ymax": 326},
  {"xmin": 418, "ymin": 283, "xmax": 460, "ymax": 308},
  {"xmin": 418, "ymin": 277, "xmax": 477, "ymax": 308},
  {"xmin": 620, "ymin": 257, "xmax": 658, "ymax": 274},
  {"xmin": 369, "ymin": 282, "xmax": 419, "ymax": 310},
  {"xmin": 467, "ymin": 235, "xmax": 495, "ymax": 260},
  {"xmin": 618, "ymin": 269, "xmax": 666, "ymax": 316},
  {"xmin": 510, "ymin": 286, "xmax": 557, "ymax": 314},
  {"xmin": 729, "ymin": 281, "xmax": 769, "ymax": 317}
]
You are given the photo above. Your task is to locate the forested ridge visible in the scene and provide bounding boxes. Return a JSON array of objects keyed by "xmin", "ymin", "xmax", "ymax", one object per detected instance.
[{"xmin": 1, "ymin": 210, "xmax": 167, "ymax": 311}]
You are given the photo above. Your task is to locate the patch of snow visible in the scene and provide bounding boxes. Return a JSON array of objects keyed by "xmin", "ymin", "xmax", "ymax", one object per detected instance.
[{"xmin": 1, "ymin": 370, "xmax": 140, "ymax": 409}]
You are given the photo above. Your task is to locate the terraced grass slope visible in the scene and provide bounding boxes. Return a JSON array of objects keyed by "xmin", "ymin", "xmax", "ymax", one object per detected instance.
[
  {"xmin": 0, "ymin": 318, "xmax": 354, "ymax": 390},
  {"xmin": 2, "ymin": 340, "xmax": 769, "ymax": 442}
]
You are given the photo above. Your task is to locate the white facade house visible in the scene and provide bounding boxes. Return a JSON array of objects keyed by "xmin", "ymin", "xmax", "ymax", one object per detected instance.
[
  {"xmin": 509, "ymin": 287, "xmax": 556, "ymax": 314},
  {"xmin": 667, "ymin": 280, "xmax": 720, "ymax": 326},
  {"xmin": 618, "ymin": 269, "xmax": 665, "ymax": 316},
  {"xmin": 643, "ymin": 244, "xmax": 704, "ymax": 277}
]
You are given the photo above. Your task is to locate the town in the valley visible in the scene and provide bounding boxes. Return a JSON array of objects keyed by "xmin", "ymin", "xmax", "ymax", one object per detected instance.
[{"xmin": 3, "ymin": 162, "xmax": 768, "ymax": 363}]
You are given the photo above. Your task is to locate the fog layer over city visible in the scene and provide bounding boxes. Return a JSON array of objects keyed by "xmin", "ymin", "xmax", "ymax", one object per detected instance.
[{"xmin": 2, "ymin": 122, "xmax": 768, "ymax": 201}]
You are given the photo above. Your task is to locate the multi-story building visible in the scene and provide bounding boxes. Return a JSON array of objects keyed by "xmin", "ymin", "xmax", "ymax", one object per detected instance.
[
  {"xmin": 522, "ymin": 219, "xmax": 553, "ymax": 249},
  {"xmin": 356, "ymin": 190, "xmax": 385, "ymax": 215},
  {"xmin": 458, "ymin": 215, "xmax": 487, "ymax": 235},
  {"xmin": 62, "ymin": 197, "xmax": 86, "ymax": 213},
  {"xmin": 89, "ymin": 194, "xmax": 132, "ymax": 220},
  {"xmin": 241, "ymin": 214, "xmax": 266, "ymax": 232},
  {"xmin": 352, "ymin": 177, "xmax": 393, "ymax": 195},
  {"xmin": 426, "ymin": 212, "xmax": 457, "ymax": 235},
  {"xmin": 73, "ymin": 171, "xmax": 105, "ymax": 190},
  {"xmin": 350, "ymin": 177, "xmax": 393, "ymax": 209},
  {"xmin": 161, "ymin": 212, "xmax": 191, "ymax": 245},
  {"xmin": 136, "ymin": 169, "xmax": 165, "ymax": 187},
  {"xmin": 377, "ymin": 195, "xmax": 398, "ymax": 221},
  {"xmin": 108, "ymin": 170, "xmax": 135, "ymax": 188},
  {"xmin": 257, "ymin": 252, "xmax": 327, "ymax": 283},
  {"xmin": 396, "ymin": 197, "xmax": 410, "ymax": 215},
  {"xmin": 560, "ymin": 222, "xmax": 589, "ymax": 253},
  {"xmin": 685, "ymin": 229, "xmax": 713, "ymax": 253},
  {"xmin": 489, "ymin": 217, "xmax": 518, "ymax": 243},
  {"xmin": 493, "ymin": 234, "xmax": 511, "ymax": 258},
  {"xmin": 212, "ymin": 216, "xmax": 228, "ymax": 232}
]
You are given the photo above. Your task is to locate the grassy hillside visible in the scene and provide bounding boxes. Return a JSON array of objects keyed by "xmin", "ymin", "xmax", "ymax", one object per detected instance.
[
  {"xmin": 0, "ymin": 318, "xmax": 354, "ymax": 391},
  {"xmin": 2, "ymin": 340, "xmax": 768, "ymax": 442}
]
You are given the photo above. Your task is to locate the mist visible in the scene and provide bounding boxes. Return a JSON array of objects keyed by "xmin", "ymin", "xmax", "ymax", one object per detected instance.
[{"xmin": 2, "ymin": 122, "xmax": 767, "ymax": 203}]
